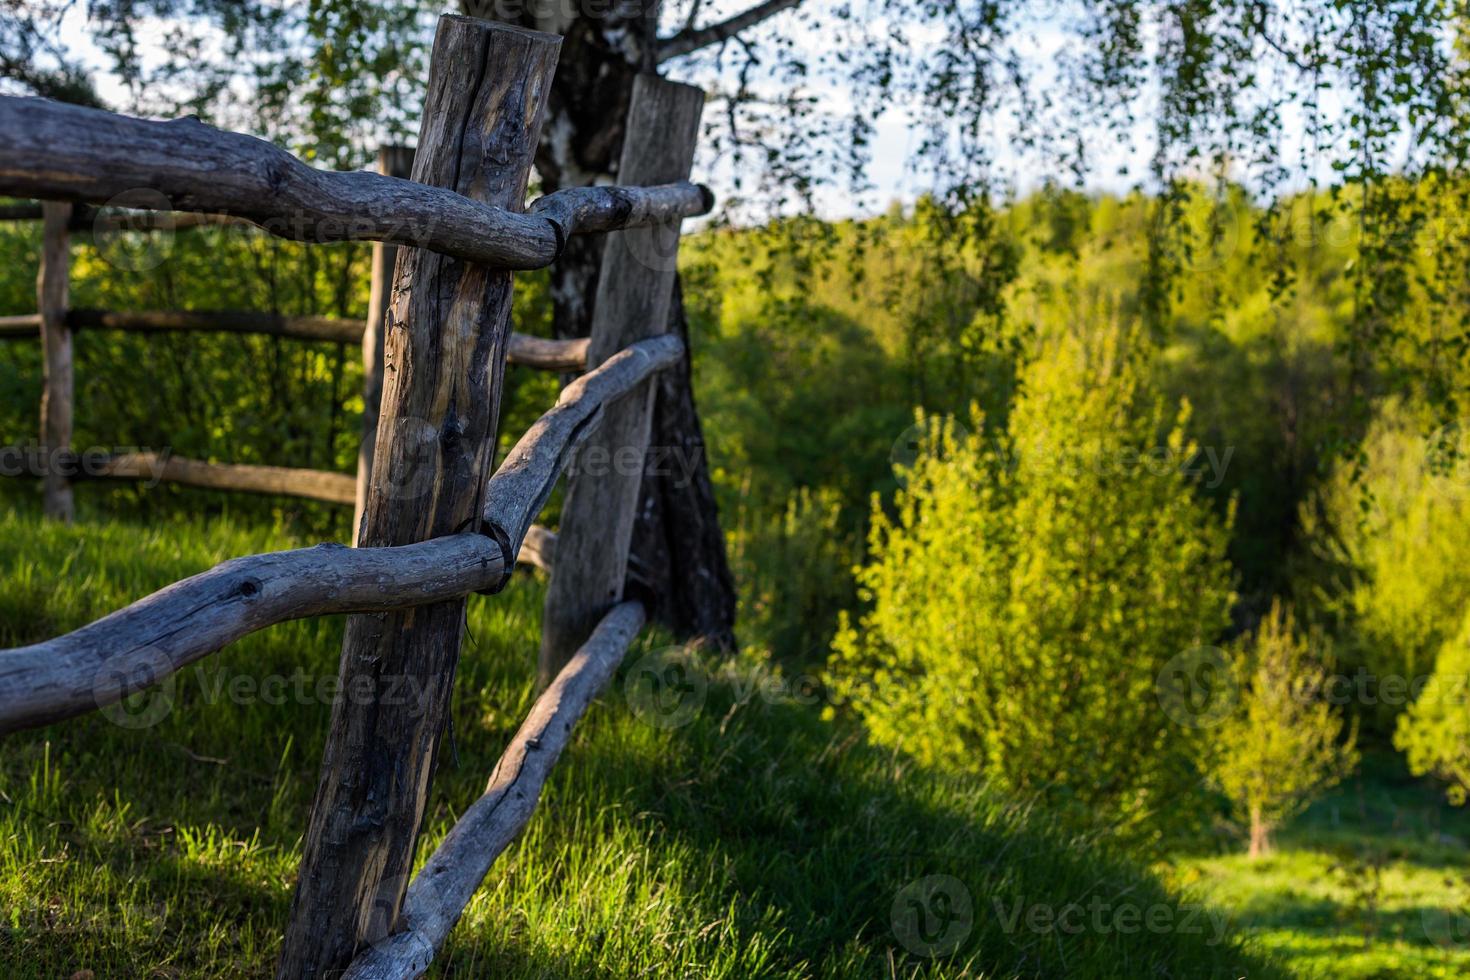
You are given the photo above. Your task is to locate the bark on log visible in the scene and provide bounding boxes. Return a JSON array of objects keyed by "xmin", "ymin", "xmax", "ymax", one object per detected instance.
[
  {"xmin": 0, "ymin": 95, "xmax": 707, "ymax": 271},
  {"xmin": 507, "ymin": 332, "xmax": 588, "ymax": 371},
  {"xmin": 539, "ymin": 74, "xmax": 703, "ymax": 686},
  {"xmin": 0, "ymin": 314, "xmax": 42, "ymax": 335},
  {"xmin": 279, "ymin": 19, "xmax": 559, "ymax": 979},
  {"xmin": 66, "ymin": 308, "xmax": 363, "ymax": 343},
  {"xmin": 0, "ymin": 534, "xmax": 506, "ymax": 736},
  {"xmin": 357, "ymin": 145, "xmax": 417, "ymax": 546},
  {"xmin": 340, "ymin": 601, "xmax": 647, "ymax": 980},
  {"xmin": 38, "ymin": 201, "xmax": 72, "ymax": 521},
  {"xmin": 629, "ymin": 278, "xmax": 737, "ymax": 649},
  {"xmin": 0, "ymin": 201, "xmax": 255, "ymax": 230},
  {"xmin": 95, "ymin": 453, "xmax": 356, "ymax": 504}
]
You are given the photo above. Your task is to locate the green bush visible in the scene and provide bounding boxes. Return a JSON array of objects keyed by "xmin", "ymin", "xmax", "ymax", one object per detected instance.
[
  {"xmin": 1396, "ymin": 609, "xmax": 1470, "ymax": 804},
  {"xmin": 1206, "ymin": 601, "xmax": 1358, "ymax": 856},
  {"xmin": 1305, "ymin": 404, "xmax": 1470, "ymax": 727},
  {"xmin": 828, "ymin": 324, "xmax": 1235, "ymax": 842}
]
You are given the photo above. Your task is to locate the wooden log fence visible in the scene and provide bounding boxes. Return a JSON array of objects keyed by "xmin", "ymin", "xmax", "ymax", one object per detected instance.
[
  {"xmin": 539, "ymin": 74, "xmax": 703, "ymax": 686},
  {"xmin": 0, "ymin": 14, "xmax": 716, "ymax": 978},
  {"xmin": 0, "ymin": 334, "xmax": 676, "ymax": 736},
  {"xmin": 2, "ymin": 308, "xmax": 589, "ymax": 368}
]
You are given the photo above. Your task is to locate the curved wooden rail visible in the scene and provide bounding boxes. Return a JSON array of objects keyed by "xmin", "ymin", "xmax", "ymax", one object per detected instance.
[
  {"xmin": 484, "ymin": 333, "xmax": 684, "ymax": 551},
  {"xmin": 0, "ymin": 95, "xmax": 710, "ymax": 271}
]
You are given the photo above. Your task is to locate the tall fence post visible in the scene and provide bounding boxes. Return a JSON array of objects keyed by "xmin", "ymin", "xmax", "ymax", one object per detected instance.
[
  {"xmin": 278, "ymin": 18, "xmax": 559, "ymax": 978},
  {"xmin": 38, "ymin": 201, "xmax": 73, "ymax": 521},
  {"xmin": 538, "ymin": 75, "xmax": 705, "ymax": 685},
  {"xmin": 355, "ymin": 144, "xmax": 416, "ymax": 546}
]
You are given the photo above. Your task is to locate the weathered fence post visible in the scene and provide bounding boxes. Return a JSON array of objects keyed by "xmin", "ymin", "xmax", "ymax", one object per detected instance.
[
  {"xmin": 538, "ymin": 75, "xmax": 705, "ymax": 686},
  {"xmin": 278, "ymin": 18, "xmax": 558, "ymax": 978},
  {"xmin": 38, "ymin": 201, "xmax": 73, "ymax": 521},
  {"xmin": 355, "ymin": 144, "xmax": 415, "ymax": 546}
]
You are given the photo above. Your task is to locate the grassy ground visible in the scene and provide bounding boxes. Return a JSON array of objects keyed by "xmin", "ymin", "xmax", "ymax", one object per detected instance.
[
  {"xmin": 1164, "ymin": 752, "xmax": 1470, "ymax": 979},
  {"xmin": 0, "ymin": 506, "xmax": 1282, "ymax": 978}
]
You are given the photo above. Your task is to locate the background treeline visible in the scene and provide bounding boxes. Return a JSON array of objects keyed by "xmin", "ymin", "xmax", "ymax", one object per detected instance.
[{"xmin": 5, "ymin": 179, "xmax": 1469, "ymax": 841}]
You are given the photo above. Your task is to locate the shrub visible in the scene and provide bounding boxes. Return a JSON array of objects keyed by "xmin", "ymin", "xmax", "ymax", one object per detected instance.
[
  {"xmin": 1207, "ymin": 601, "xmax": 1358, "ymax": 857},
  {"xmin": 1396, "ymin": 610, "xmax": 1470, "ymax": 805},
  {"xmin": 828, "ymin": 325, "xmax": 1235, "ymax": 841}
]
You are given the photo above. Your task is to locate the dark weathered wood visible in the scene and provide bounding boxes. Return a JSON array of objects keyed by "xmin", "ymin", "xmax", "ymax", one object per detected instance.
[
  {"xmin": 357, "ymin": 145, "xmax": 416, "ymax": 546},
  {"xmin": 630, "ymin": 279, "xmax": 738, "ymax": 649},
  {"xmin": 0, "ymin": 201, "xmax": 254, "ymax": 230},
  {"xmin": 539, "ymin": 74, "xmax": 704, "ymax": 686},
  {"xmin": 0, "ymin": 313, "xmax": 42, "ymax": 335},
  {"xmin": 97, "ymin": 452, "xmax": 356, "ymax": 504},
  {"xmin": 0, "ymin": 95, "xmax": 708, "ymax": 271},
  {"xmin": 0, "ymin": 534, "xmax": 507, "ymax": 736},
  {"xmin": 507, "ymin": 332, "xmax": 589, "ymax": 371},
  {"xmin": 38, "ymin": 201, "xmax": 72, "ymax": 521},
  {"xmin": 341, "ymin": 601, "xmax": 647, "ymax": 980},
  {"xmin": 0, "ymin": 202, "xmax": 42, "ymax": 221},
  {"xmin": 5, "ymin": 307, "xmax": 587, "ymax": 370},
  {"xmin": 67, "ymin": 308, "xmax": 364, "ymax": 342},
  {"xmin": 484, "ymin": 334, "xmax": 684, "ymax": 553},
  {"xmin": 279, "ymin": 19, "xmax": 560, "ymax": 979},
  {"xmin": 3, "ymin": 448, "xmax": 351, "ymax": 503}
]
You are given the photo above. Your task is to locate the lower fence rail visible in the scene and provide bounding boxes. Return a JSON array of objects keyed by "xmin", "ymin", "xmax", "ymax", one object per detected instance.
[{"xmin": 343, "ymin": 600, "xmax": 646, "ymax": 979}]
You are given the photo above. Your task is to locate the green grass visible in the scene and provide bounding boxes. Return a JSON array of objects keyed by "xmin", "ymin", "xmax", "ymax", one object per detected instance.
[
  {"xmin": 0, "ymin": 507, "xmax": 1282, "ymax": 978},
  {"xmin": 1163, "ymin": 752, "xmax": 1470, "ymax": 979}
]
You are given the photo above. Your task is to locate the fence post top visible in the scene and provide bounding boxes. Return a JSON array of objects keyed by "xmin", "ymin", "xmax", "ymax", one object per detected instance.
[{"xmin": 438, "ymin": 14, "xmax": 562, "ymax": 46}]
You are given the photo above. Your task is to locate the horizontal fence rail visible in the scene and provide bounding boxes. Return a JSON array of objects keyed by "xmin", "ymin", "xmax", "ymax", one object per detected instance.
[
  {"xmin": 0, "ymin": 96, "xmax": 711, "ymax": 271},
  {"xmin": 0, "ymin": 534, "xmax": 508, "ymax": 735},
  {"xmin": 0, "ymin": 307, "xmax": 590, "ymax": 370},
  {"xmin": 0, "ymin": 335, "xmax": 679, "ymax": 735},
  {"xmin": 343, "ymin": 600, "xmax": 647, "ymax": 980},
  {"xmin": 3, "ymin": 449, "xmax": 355, "ymax": 504},
  {"xmin": 0, "ymin": 200, "xmax": 256, "ymax": 231}
]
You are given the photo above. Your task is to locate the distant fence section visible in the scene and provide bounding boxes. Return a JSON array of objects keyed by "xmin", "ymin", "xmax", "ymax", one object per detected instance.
[{"xmin": 0, "ymin": 14, "xmax": 714, "ymax": 980}]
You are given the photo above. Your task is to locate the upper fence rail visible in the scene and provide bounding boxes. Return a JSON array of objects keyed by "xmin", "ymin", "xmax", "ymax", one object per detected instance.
[{"xmin": 0, "ymin": 95, "xmax": 712, "ymax": 270}]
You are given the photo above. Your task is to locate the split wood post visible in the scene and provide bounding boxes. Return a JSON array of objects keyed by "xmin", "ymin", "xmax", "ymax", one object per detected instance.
[
  {"xmin": 277, "ymin": 18, "xmax": 559, "ymax": 979},
  {"xmin": 355, "ymin": 144, "xmax": 416, "ymax": 545},
  {"xmin": 538, "ymin": 75, "xmax": 704, "ymax": 686},
  {"xmin": 38, "ymin": 201, "xmax": 73, "ymax": 521}
]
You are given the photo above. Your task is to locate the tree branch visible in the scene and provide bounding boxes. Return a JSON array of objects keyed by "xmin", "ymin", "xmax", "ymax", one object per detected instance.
[{"xmin": 656, "ymin": 0, "xmax": 804, "ymax": 62}]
